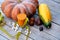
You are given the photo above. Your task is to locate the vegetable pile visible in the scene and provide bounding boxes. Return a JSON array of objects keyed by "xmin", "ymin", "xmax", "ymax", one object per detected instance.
[{"xmin": 1, "ymin": 0, "xmax": 52, "ymax": 40}]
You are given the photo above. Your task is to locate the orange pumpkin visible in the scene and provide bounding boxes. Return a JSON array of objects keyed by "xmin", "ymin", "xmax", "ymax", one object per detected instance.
[{"xmin": 1, "ymin": 0, "xmax": 38, "ymax": 21}]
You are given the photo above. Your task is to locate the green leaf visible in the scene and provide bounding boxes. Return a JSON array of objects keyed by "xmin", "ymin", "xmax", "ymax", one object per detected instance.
[
  {"xmin": 0, "ymin": 27, "xmax": 12, "ymax": 38},
  {"xmin": 15, "ymin": 32, "xmax": 21, "ymax": 40}
]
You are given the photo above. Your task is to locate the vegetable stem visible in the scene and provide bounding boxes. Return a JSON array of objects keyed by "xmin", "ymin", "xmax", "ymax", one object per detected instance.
[
  {"xmin": 26, "ymin": 26, "xmax": 30, "ymax": 40},
  {"xmin": 18, "ymin": 0, "xmax": 21, "ymax": 3},
  {"xmin": 15, "ymin": 32, "xmax": 21, "ymax": 40}
]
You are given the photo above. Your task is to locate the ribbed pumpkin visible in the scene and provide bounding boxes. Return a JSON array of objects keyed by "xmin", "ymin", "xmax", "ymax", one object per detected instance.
[{"xmin": 1, "ymin": 0, "xmax": 38, "ymax": 21}]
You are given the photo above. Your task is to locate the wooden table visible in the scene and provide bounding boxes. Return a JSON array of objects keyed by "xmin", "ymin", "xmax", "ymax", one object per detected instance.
[{"xmin": 0, "ymin": 0, "xmax": 60, "ymax": 40}]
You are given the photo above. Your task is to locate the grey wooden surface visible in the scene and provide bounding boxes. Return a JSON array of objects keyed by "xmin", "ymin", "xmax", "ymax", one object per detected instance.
[{"xmin": 0, "ymin": 0, "xmax": 60, "ymax": 40}]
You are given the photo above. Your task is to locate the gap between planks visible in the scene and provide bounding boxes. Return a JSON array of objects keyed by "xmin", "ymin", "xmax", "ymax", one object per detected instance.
[{"xmin": 0, "ymin": 34, "xmax": 9, "ymax": 40}]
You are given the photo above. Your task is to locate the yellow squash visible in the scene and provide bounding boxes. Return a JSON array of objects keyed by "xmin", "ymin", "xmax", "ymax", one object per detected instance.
[{"xmin": 39, "ymin": 4, "xmax": 52, "ymax": 28}]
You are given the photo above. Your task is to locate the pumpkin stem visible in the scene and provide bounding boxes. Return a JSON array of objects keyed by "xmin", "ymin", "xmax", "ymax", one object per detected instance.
[{"xmin": 18, "ymin": 0, "xmax": 21, "ymax": 3}]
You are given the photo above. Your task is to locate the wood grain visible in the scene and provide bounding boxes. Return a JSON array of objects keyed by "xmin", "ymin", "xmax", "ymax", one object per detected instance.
[{"xmin": 0, "ymin": 0, "xmax": 60, "ymax": 40}]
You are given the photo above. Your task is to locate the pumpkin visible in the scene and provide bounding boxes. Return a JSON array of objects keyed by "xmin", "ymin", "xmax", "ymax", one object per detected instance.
[{"xmin": 1, "ymin": 0, "xmax": 38, "ymax": 21}]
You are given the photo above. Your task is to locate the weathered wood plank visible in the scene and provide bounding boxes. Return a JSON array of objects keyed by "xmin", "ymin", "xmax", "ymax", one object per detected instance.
[
  {"xmin": 30, "ymin": 23, "xmax": 60, "ymax": 40},
  {"xmin": 1, "ymin": 21, "xmax": 60, "ymax": 40},
  {"xmin": 51, "ymin": 0, "xmax": 60, "ymax": 4},
  {"xmin": 4, "ymin": 18, "xmax": 57, "ymax": 40},
  {"xmin": 29, "ymin": 26, "xmax": 58, "ymax": 40},
  {"xmin": 0, "ymin": 34, "xmax": 8, "ymax": 40},
  {"xmin": 18, "ymin": 22, "xmax": 60, "ymax": 40},
  {"xmin": 25, "ymin": 23, "xmax": 60, "ymax": 40},
  {"xmin": 43, "ymin": 23, "xmax": 60, "ymax": 40},
  {"xmin": 19, "ymin": 34, "xmax": 33, "ymax": 40}
]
